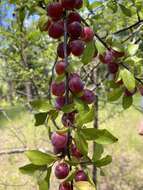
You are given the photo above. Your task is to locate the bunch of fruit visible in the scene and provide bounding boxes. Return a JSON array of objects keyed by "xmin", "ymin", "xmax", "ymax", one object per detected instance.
[{"xmin": 45, "ymin": 0, "xmax": 95, "ymax": 189}]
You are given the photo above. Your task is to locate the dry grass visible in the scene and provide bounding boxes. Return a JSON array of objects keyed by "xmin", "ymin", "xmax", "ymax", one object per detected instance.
[{"xmin": 0, "ymin": 103, "xmax": 143, "ymax": 190}]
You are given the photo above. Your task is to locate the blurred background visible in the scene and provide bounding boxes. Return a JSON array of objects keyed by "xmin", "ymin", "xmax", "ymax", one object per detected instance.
[{"xmin": 0, "ymin": 0, "xmax": 143, "ymax": 190}]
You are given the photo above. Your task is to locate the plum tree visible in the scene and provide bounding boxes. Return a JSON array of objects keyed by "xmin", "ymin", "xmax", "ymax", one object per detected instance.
[{"xmin": 18, "ymin": 0, "xmax": 143, "ymax": 190}]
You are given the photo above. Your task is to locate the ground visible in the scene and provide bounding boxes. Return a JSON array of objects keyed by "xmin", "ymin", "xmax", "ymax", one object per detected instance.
[{"xmin": 0, "ymin": 97, "xmax": 143, "ymax": 190}]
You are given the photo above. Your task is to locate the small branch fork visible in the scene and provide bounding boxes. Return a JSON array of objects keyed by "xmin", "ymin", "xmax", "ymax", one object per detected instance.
[{"xmin": 113, "ymin": 19, "xmax": 143, "ymax": 35}]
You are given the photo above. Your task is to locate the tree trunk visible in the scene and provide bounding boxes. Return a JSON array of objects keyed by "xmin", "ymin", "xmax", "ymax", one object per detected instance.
[{"xmin": 25, "ymin": 81, "xmax": 33, "ymax": 101}]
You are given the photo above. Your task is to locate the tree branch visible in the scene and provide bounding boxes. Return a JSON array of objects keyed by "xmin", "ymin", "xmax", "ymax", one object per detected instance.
[{"xmin": 113, "ymin": 20, "xmax": 143, "ymax": 35}]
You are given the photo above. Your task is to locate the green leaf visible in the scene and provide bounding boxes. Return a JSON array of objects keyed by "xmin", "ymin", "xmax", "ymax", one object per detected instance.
[
  {"xmin": 34, "ymin": 6, "xmax": 47, "ymax": 15},
  {"xmin": 107, "ymin": 0, "xmax": 118, "ymax": 13},
  {"xmin": 25, "ymin": 150, "xmax": 57, "ymax": 166},
  {"xmin": 119, "ymin": 4, "xmax": 132, "ymax": 17},
  {"xmin": 82, "ymin": 41, "xmax": 95, "ymax": 65},
  {"xmin": 76, "ymin": 106, "xmax": 95, "ymax": 127},
  {"xmin": 107, "ymin": 88, "xmax": 123, "ymax": 102},
  {"xmin": 122, "ymin": 95, "xmax": 133, "ymax": 109},
  {"xmin": 19, "ymin": 164, "xmax": 46, "ymax": 175},
  {"xmin": 92, "ymin": 144, "xmax": 104, "ymax": 161},
  {"xmin": 38, "ymin": 167, "xmax": 52, "ymax": 190},
  {"xmin": 75, "ymin": 181, "xmax": 96, "ymax": 190},
  {"xmin": 19, "ymin": 7, "xmax": 25, "ymax": 25},
  {"xmin": 83, "ymin": 0, "xmax": 90, "ymax": 9},
  {"xmin": 38, "ymin": 15, "xmax": 49, "ymax": 31},
  {"xmin": 34, "ymin": 112, "xmax": 48, "ymax": 126},
  {"xmin": 75, "ymin": 132, "xmax": 88, "ymax": 156},
  {"xmin": 75, "ymin": 98, "xmax": 90, "ymax": 113},
  {"xmin": 93, "ymin": 155, "xmax": 112, "ymax": 167},
  {"xmin": 30, "ymin": 99, "xmax": 54, "ymax": 112},
  {"xmin": 61, "ymin": 103, "xmax": 75, "ymax": 113},
  {"xmin": 87, "ymin": 171, "xmax": 96, "ymax": 187},
  {"xmin": 95, "ymin": 40, "xmax": 106, "ymax": 54},
  {"xmin": 64, "ymin": 168, "xmax": 76, "ymax": 182},
  {"xmin": 38, "ymin": 180, "xmax": 48, "ymax": 190},
  {"xmin": 120, "ymin": 69, "xmax": 136, "ymax": 91},
  {"xmin": 81, "ymin": 128, "xmax": 118, "ymax": 144},
  {"xmin": 90, "ymin": 1, "xmax": 103, "ymax": 9},
  {"xmin": 127, "ymin": 44, "xmax": 139, "ymax": 56}
]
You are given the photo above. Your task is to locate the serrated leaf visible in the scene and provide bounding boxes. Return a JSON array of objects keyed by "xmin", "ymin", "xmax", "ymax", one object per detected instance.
[
  {"xmin": 122, "ymin": 95, "xmax": 133, "ymax": 109},
  {"xmin": 25, "ymin": 150, "xmax": 57, "ymax": 166},
  {"xmin": 81, "ymin": 128, "xmax": 118, "ymax": 144},
  {"xmin": 82, "ymin": 41, "xmax": 95, "ymax": 65},
  {"xmin": 120, "ymin": 69, "xmax": 136, "ymax": 91}
]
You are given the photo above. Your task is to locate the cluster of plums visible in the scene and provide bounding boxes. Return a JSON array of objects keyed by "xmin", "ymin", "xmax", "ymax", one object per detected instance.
[
  {"xmin": 99, "ymin": 48, "xmax": 124, "ymax": 74},
  {"xmin": 45, "ymin": 1, "xmax": 94, "ymax": 189},
  {"xmin": 45, "ymin": 0, "xmax": 94, "ymax": 58},
  {"xmin": 51, "ymin": 129, "xmax": 88, "ymax": 190}
]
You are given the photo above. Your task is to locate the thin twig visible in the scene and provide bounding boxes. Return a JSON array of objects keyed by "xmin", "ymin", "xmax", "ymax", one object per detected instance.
[{"xmin": 113, "ymin": 20, "xmax": 143, "ymax": 35}]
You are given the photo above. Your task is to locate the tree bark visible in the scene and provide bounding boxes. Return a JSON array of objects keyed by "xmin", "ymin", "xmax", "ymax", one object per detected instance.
[{"xmin": 25, "ymin": 81, "xmax": 33, "ymax": 101}]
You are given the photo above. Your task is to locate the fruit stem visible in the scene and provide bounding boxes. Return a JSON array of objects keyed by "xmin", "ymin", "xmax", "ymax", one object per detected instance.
[{"xmin": 63, "ymin": 10, "xmax": 73, "ymax": 190}]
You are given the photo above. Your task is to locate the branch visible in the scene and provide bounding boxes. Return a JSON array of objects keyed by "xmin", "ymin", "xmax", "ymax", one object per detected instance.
[
  {"xmin": 0, "ymin": 148, "xmax": 27, "ymax": 156},
  {"xmin": 0, "ymin": 147, "xmax": 51, "ymax": 156},
  {"xmin": 113, "ymin": 20, "xmax": 143, "ymax": 35}
]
